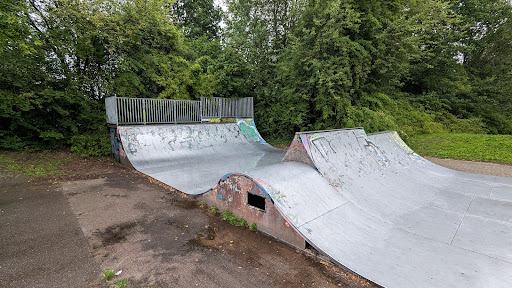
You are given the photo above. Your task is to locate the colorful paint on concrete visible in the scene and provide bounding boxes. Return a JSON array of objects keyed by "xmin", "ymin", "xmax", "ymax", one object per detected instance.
[
  {"xmin": 201, "ymin": 172, "xmax": 305, "ymax": 248},
  {"xmin": 237, "ymin": 118, "xmax": 266, "ymax": 143},
  {"xmin": 108, "ymin": 126, "xmax": 130, "ymax": 167}
]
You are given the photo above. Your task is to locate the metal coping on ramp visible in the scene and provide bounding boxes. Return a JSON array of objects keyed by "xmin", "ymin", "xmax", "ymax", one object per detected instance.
[{"xmin": 108, "ymin": 116, "xmax": 512, "ymax": 288}]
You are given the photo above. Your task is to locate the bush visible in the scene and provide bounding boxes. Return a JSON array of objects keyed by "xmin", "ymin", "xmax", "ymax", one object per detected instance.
[
  {"xmin": 0, "ymin": 133, "xmax": 25, "ymax": 150},
  {"xmin": 344, "ymin": 106, "xmax": 398, "ymax": 134},
  {"xmin": 70, "ymin": 133, "xmax": 110, "ymax": 158},
  {"xmin": 435, "ymin": 112, "xmax": 486, "ymax": 134}
]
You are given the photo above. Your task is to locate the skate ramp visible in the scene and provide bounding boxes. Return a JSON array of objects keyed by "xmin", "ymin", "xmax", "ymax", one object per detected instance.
[
  {"xmin": 117, "ymin": 119, "xmax": 512, "ymax": 287},
  {"xmin": 368, "ymin": 131, "xmax": 512, "ymax": 195},
  {"xmin": 117, "ymin": 119, "xmax": 286, "ymax": 195},
  {"xmin": 276, "ymin": 128, "xmax": 512, "ymax": 288}
]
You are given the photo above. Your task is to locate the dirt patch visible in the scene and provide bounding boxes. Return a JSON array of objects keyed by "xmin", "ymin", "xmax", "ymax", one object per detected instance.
[
  {"xmin": 187, "ymin": 225, "xmax": 217, "ymax": 249},
  {"xmin": 272, "ymin": 144, "xmax": 290, "ymax": 150},
  {"xmin": 182, "ymin": 208, "xmax": 379, "ymax": 288},
  {"xmin": 0, "ymin": 171, "xmax": 31, "ymax": 187},
  {"xmin": 168, "ymin": 197, "xmax": 199, "ymax": 210},
  {"xmin": 95, "ymin": 222, "xmax": 138, "ymax": 245},
  {"xmin": 426, "ymin": 156, "xmax": 512, "ymax": 178}
]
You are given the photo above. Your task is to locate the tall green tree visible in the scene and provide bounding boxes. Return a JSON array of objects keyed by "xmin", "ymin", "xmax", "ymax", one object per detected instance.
[
  {"xmin": 172, "ymin": 0, "xmax": 222, "ymax": 40},
  {"xmin": 457, "ymin": 0, "xmax": 512, "ymax": 133}
]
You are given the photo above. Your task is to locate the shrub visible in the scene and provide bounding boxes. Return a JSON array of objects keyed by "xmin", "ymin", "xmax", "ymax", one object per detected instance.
[
  {"xmin": 0, "ymin": 134, "xmax": 25, "ymax": 150},
  {"xmin": 70, "ymin": 133, "xmax": 110, "ymax": 158}
]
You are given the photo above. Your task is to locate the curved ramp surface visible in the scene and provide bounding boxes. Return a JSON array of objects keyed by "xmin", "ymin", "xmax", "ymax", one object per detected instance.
[
  {"xmin": 281, "ymin": 128, "xmax": 512, "ymax": 288},
  {"xmin": 117, "ymin": 120, "xmax": 285, "ymax": 195},
  {"xmin": 368, "ymin": 131, "xmax": 512, "ymax": 197}
]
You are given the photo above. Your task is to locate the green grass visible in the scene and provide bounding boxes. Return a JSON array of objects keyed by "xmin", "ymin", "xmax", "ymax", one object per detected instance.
[
  {"xmin": 112, "ymin": 279, "xmax": 127, "ymax": 288},
  {"xmin": 102, "ymin": 270, "xmax": 115, "ymax": 281},
  {"xmin": 221, "ymin": 210, "xmax": 247, "ymax": 227},
  {"xmin": 0, "ymin": 151, "xmax": 70, "ymax": 177},
  {"xmin": 407, "ymin": 133, "xmax": 512, "ymax": 164}
]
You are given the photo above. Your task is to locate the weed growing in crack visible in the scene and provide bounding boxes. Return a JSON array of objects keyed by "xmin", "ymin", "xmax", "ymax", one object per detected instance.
[{"xmin": 222, "ymin": 210, "xmax": 247, "ymax": 227}]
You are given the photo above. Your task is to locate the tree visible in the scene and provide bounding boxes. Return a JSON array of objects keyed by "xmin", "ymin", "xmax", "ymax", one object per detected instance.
[{"xmin": 172, "ymin": 0, "xmax": 222, "ymax": 40}]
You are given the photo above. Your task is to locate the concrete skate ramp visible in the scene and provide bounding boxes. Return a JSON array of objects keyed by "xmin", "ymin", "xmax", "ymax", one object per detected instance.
[
  {"xmin": 368, "ymin": 131, "xmax": 512, "ymax": 194},
  {"xmin": 280, "ymin": 128, "xmax": 512, "ymax": 288},
  {"xmin": 118, "ymin": 119, "xmax": 512, "ymax": 287},
  {"xmin": 117, "ymin": 119, "xmax": 286, "ymax": 195}
]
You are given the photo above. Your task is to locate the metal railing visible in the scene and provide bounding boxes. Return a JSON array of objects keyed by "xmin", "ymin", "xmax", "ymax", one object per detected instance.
[
  {"xmin": 201, "ymin": 97, "xmax": 253, "ymax": 119},
  {"xmin": 106, "ymin": 96, "xmax": 253, "ymax": 125}
]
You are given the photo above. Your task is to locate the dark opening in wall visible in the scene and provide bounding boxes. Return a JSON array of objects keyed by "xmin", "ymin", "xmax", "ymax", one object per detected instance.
[{"xmin": 247, "ymin": 192, "xmax": 266, "ymax": 211}]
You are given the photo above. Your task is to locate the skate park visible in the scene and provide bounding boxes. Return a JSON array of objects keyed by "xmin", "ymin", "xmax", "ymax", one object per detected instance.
[{"xmin": 106, "ymin": 96, "xmax": 512, "ymax": 288}]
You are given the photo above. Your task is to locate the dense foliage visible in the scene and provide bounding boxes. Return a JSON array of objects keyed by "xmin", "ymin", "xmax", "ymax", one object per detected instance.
[{"xmin": 1, "ymin": 0, "xmax": 511, "ymax": 153}]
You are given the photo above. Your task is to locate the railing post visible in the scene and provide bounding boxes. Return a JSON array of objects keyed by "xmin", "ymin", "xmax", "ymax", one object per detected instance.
[
  {"xmin": 115, "ymin": 96, "xmax": 119, "ymax": 126},
  {"xmin": 200, "ymin": 97, "xmax": 203, "ymax": 121},
  {"xmin": 218, "ymin": 98, "xmax": 222, "ymax": 119},
  {"xmin": 235, "ymin": 98, "xmax": 238, "ymax": 118},
  {"xmin": 250, "ymin": 97, "xmax": 254, "ymax": 118},
  {"xmin": 143, "ymin": 99, "xmax": 146, "ymax": 125},
  {"xmin": 173, "ymin": 100, "xmax": 177, "ymax": 124}
]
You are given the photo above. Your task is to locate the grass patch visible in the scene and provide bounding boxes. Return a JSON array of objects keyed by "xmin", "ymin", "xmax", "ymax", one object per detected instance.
[
  {"xmin": 0, "ymin": 151, "xmax": 71, "ymax": 177},
  {"xmin": 222, "ymin": 210, "xmax": 247, "ymax": 227},
  {"xmin": 102, "ymin": 270, "xmax": 115, "ymax": 281},
  {"xmin": 407, "ymin": 133, "xmax": 512, "ymax": 164},
  {"xmin": 249, "ymin": 223, "xmax": 257, "ymax": 231},
  {"xmin": 112, "ymin": 279, "xmax": 127, "ymax": 288},
  {"xmin": 210, "ymin": 206, "xmax": 219, "ymax": 213}
]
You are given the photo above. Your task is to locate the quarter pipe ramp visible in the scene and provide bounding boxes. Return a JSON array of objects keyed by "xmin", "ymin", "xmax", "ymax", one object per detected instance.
[
  {"xmin": 116, "ymin": 119, "xmax": 285, "ymax": 195},
  {"xmin": 277, "ymin": 128, "xmax": 512, "ymax": 288}
]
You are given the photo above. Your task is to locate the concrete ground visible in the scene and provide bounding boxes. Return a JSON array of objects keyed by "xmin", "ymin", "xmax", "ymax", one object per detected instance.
[
  {"xmin": 1, "ymin": 154, "xmax": 511, "ymax": 287},
  {"xmin": 0, "ymin": 171, "xmax": 102, "ymax": 287}
]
